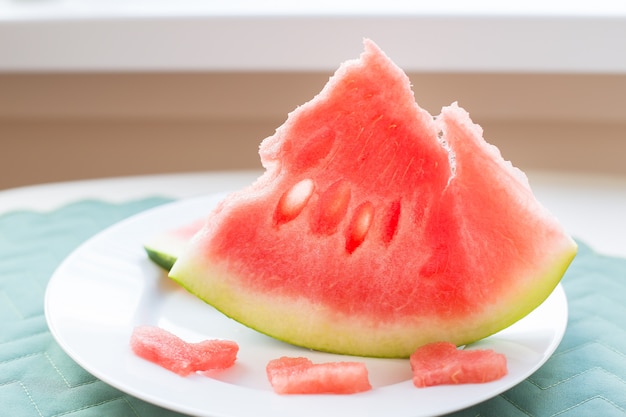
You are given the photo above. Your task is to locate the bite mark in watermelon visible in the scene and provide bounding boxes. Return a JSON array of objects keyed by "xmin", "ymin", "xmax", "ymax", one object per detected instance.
[
  {"xmin": 410, "ymin": 342, "xmax": 507, "ymax": 387},
  {"xmin": 266, "ymin": 356, "xmax": 372, "ymax": 394},
  {"xmin": 130, "ymin": 325, "xmax": 238, "ymax": 376},
  {"xmin": 168, "ymin": 39, "xmax": 577, "ymax": 358}
]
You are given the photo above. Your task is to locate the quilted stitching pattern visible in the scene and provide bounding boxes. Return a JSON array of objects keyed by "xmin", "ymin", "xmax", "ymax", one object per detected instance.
[
  {"xmin": 0, "ymin": 199, "xmax": 187, "ymax": 417},
  {"xmin": 1, "ymin": 200, "xmax": 625, "ymax": 416},
  {"xmin": 450, "ymin": 243, "xmax": 626, "ymax": 417}
]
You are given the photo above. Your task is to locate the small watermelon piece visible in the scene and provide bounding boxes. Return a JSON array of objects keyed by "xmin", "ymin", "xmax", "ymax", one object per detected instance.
[
  {"xmin": 144, "ymin": 219, "xmax": 205, "ymax": 271},
  {"xmin": 130, "ymin": 325, "xmax": 238, "ymax": 376},
  {"xmin": 410, "ymin": 342, "xmax": 507, "ymax": 387},
  {"xmin": 266, "ymin": 356, "xmax": 372, "ymax": 394},
  {"xmin": 169, "ymin": 39, "xmax": 577, "ymax": 358}
]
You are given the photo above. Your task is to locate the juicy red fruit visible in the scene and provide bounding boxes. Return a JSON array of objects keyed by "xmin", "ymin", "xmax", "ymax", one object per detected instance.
[
  {"xmin": 130, "ymin": 326, "xmax": 239, "ymax": 376},
  {"xmin": 410, "ymin": 342, "xmax": 507, "ymax": 387},
  {"xmin": 168, "ymin": 40, "xmax": 577, "ymax": 358},
  {"xmin": 266, "ymin": 356, "xmax": 372, "ymax": 394}
]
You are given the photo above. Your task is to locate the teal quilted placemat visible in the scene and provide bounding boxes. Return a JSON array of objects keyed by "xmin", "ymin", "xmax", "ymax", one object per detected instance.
[{"xmin": 1, "ymin": 198, "xmax": 625, "ymax": 416}]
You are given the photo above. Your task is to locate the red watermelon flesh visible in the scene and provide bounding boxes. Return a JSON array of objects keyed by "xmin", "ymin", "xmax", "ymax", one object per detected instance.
[
  {"xmin": 266, "ymin": 356, "xmax": 372, "ymax": 394},
  {"xmin": 410, "ymin": 342, "xmax": 507, "ymax": 387},
  {"xmin": 169, "ymin": 39, "xmax": 577, "ymax": 358},
  {"xmin": 130, "ymin": 326, "xmax": 238, "ymax": 376}
]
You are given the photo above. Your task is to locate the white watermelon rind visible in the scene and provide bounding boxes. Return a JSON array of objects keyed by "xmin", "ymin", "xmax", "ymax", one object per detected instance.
[
  {"xmin": 169, "ymin": 239, "xmax": 575, "ymax": 359},
  {"xmin": 166, "ymin": 40, "xmax": 578, "ymax": 358}
]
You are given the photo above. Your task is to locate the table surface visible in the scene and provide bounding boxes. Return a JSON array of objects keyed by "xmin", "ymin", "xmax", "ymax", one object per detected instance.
[
  {"xmin": 1, "ymin": 170, "xmax": 625, "ymax": 258},
  {"xmin": 1, "ymin": 170, "xmax": 625, "ymax": 417}
]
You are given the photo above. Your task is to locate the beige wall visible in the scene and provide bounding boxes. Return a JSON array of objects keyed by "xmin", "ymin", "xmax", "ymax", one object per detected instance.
[{"xmin": 2, "ymin": 72, "xmax": 626, "ymax": 190}]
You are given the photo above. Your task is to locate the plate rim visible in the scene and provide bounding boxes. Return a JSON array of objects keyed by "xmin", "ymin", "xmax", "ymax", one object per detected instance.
[{"xmin": 44, "ymin": 194, "xmax": 569, "ymax": 417}]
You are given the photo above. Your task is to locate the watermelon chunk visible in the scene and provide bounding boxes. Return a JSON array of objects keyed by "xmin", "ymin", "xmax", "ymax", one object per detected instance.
[
  {"xmin": 144, "ymin": 219, "xmax": 205, "ymax": 271},
  {"xmin": 410, "ymin": 342, "xmax": 508, "ymax": 387},
  {"xmin": 169, "ymin": 39, "xmax": 577, "ymax": 358},
  {"xmin": 266, "ymin": 356, "xmax": 372, "ymax": 394},
  {"xmin": 130, "ymin": 325, "xmax": 238, "ymax": 376}
]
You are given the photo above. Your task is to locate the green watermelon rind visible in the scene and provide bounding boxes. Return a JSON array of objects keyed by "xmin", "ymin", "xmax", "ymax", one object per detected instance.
[
  {"xmin": 144, "ymin": 219, "xmax": 205, "ymax": 271},
  {"xmin": 169, "ymin": 243, "xmax": 575, "ymax": 359},
  {"xmin": 144, "ymin": 245, "xmax": 178, "ymax": 271},
  {"xmin": 144, "ymin": 234, "xmax": 187, "ymax": 272},
  {"xmin": 167, "ymin": 40, "xmax": 578, "ymax": 358}
]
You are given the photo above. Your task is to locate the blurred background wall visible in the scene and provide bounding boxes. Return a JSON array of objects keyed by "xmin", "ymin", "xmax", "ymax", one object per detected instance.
[{"xmin": 2, "ymin": 71, "xmax": 625, "ymax": 190}]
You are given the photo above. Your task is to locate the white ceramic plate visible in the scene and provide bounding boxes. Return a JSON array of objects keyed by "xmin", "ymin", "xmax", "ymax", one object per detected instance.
[{"xmin": 45, "ymin": 194, "xmax": 568, "ymax": 417}]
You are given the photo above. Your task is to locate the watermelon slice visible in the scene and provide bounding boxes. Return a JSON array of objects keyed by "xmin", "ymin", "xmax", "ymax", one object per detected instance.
[
  {"xmin": 410, "ymin": 342, "xmax": 507, "ymax": 387},
  {"xmin": 144, "ymin": 219, "xmax": 205, "ymax": 271},
  {"xmin": 169, "ymin": 39, "xmax": 577, "ymax": 358},
  {"xmin": 266, "ymin": 356, "xmax": 372, "ymax": 394},
  {"xmin": 130, "ymin": 325, "xmax": 238, "ymax": 376}
]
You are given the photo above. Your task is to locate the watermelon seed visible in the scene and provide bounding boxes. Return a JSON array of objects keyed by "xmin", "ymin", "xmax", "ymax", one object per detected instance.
[
  {"xmin": 313, "ymin": 180, "xmax": 351, "ymax": 235},
  {"xmin": 294, "ymin": 128, "xmax": 336, "ymax": 170},
  {"xmin": 274, "ymin": 179, "xmax": 315, "ymax": 226},
  {"xmin": 345, "ymin": 201, "xmax": 375, "ymax": 253},
  {"xmin": 381, "ymin": 199, "xmax": 401, "ymax": 244}
]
